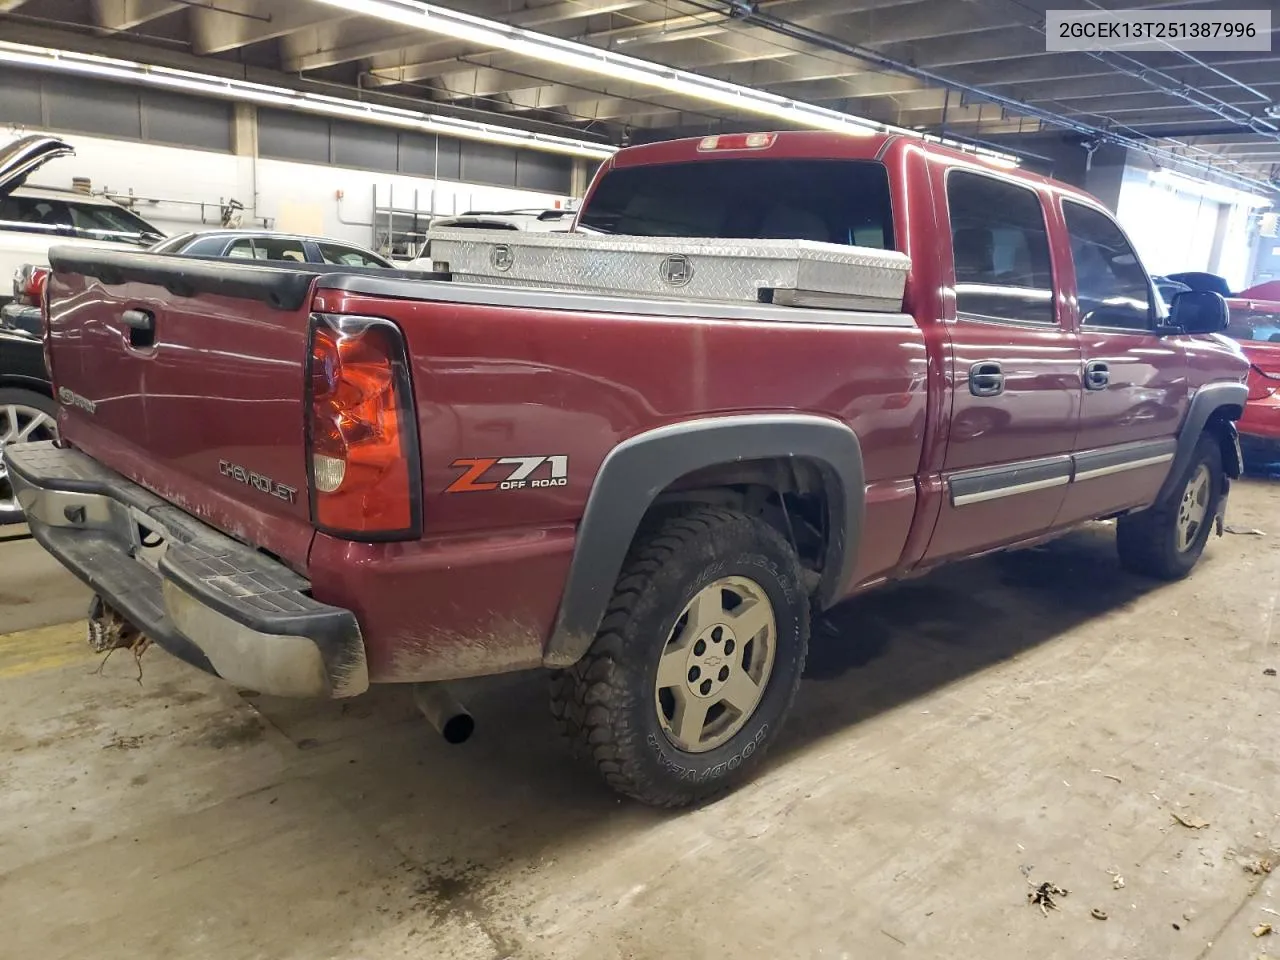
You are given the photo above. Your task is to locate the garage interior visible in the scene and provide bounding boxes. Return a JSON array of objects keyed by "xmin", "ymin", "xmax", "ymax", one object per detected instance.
[{"xmin": 2, "ymin": 1, "xmax": 1280, "ymax": 959}]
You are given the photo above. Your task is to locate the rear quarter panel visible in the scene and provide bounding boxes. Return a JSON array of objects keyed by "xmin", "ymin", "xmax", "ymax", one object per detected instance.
[{"xmin": 310, "ymin": 287, "xmax": 929, "ymax": 682}]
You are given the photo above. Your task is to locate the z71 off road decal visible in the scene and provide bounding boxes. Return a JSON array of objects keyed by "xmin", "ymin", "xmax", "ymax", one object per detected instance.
[{"xmin": 445, "ymin": 455, "xmax": 569, "ymax": 493}]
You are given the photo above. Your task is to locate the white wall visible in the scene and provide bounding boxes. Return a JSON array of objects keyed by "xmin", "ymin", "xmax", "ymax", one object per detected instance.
[
  {"xmin": 1116, "ymin": 166, "xmax": 1255, "ymax": 290},
  {"xmin": 1117, "ymin": 168, "xmax": 1220, "ymax": 277},
  {"xmin": 19, "ymin": 129, "xmax": 571, "ymax": 250}
]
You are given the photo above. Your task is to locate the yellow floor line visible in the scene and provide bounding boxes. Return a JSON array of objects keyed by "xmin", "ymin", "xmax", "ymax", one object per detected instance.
[{"xmin": 0, "ymin": 621, "xmax": 95, "ymax": 679}]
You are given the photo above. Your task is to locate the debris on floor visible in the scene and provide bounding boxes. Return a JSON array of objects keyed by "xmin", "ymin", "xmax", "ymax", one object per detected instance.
[
  {"xmin": 1107, "ymin": 869, "xmax": 1126, "ymax": 890},
  {"xmin": 102, "ymin": 733, "xmax": 146, "ymax": 750},
  {"xmin": 1244, "ymin": 858, "xmax": 1275, "ymax": 876},
  {"xmin": 1091, "ymin": 908, "xmax": 1108, "ymax": 921},
  {"xmin": 1253, "ymin": 923, "xmax": 1273, "ymax": 938},
  {"xmin": 1264, "ymin": 668, "xmax": 1277, "ymax": 678},
  {"xmin": 1027, "ymin": 881, "xmax": 1069, "ymax": 916},
  {"xmin": 1171, "ymin": 811, "xmax": 1211, "ymax": 830},
  {"xmin": 1224, "ymin": 525, "xmax": 1266, "ymax": 536}
]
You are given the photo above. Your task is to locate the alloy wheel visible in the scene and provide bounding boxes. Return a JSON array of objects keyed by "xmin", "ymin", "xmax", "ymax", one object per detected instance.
[
  {"xmin": 1175, "ymin": 463, "xmax": 1211, "ymax": 553},
  {"xmin": 654, "ymin": 575, "xmax": 777, "ymax": 753},
  {"xmin": 0, "ymin": 402, "xmax": 58, "ymax": 518}
]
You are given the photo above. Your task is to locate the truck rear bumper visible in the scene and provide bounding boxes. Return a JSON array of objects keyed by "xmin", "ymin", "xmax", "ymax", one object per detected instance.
[{"xmin": 5, "ymin": 441, "xmax": 368, "ymax": 698}]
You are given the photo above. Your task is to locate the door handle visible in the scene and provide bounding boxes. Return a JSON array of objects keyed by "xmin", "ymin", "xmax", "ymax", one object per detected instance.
[
  {"xmin": 120, "ymin": 308, "xmax": 156, "ymax": 349},
  {"xmin": 1084, "ymin": 360, "xmax": 1110, "ymax": 391},
  {"xmin": 120, "ymin": 309, "xmax": 154, "ymax": 332},
  {"xmin": 968, "ymin": 360, "xmax": 1005, "ymax": 397}
]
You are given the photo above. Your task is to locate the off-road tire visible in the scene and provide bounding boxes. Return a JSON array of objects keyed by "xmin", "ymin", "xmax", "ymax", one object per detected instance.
[
  {"xmin": 549, "ymin": 507, "xmax": 809, "ymax": 807},
  {"xmin": 1116, "ymin": 433, "xmax": 1223, "ymax": 581}
]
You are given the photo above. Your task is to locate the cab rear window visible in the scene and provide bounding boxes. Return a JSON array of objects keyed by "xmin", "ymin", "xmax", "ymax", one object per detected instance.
[{"xmin": 578, "ymin": 159, "xmax": 894, "ymax": 249}]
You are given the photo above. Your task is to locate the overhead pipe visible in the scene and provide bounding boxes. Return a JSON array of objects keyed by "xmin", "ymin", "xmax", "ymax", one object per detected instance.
[
  {"xmin": 697, "ymin": 0, "xmax": 1277, "ymax": 192},
  {"xmin": 1073, "ymin": 0, "xmax": 1274, "ymax": 112}
]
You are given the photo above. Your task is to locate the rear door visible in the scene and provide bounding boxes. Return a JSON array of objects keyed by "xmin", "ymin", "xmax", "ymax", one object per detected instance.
[
  {"xmin": 1056, "ymin": 199, "xmax": 1186, "ymax": 525},
  {"xmin": 924, "ymin": 167, "xmax": 1081, "ymax": 560}
]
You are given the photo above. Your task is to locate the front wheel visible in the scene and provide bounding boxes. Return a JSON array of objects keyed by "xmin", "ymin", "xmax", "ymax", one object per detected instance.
[
  {"xmin": 550, "ymin": 507, "xmax": 809, "ymax": 807},
  {"xmin": 1116, "ymin": 433, "xmax": 1223, "ymax": 580}
]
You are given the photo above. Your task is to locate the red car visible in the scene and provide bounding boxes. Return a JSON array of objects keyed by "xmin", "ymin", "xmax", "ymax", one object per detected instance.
[
  {"xmin": 1225, "ymin": 282, "xmax": 1280, "ymax": 462},
  {"xmin": 7, "ymin": 131, "xmax": 1250, "ymax": 805}
]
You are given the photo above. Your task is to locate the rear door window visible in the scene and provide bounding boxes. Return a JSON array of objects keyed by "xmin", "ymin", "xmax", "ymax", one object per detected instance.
[
  {"xmin": 252, "ymin": 237, "xmax": 308, "ymax": 262},
  {"xmin": 316, "ymin": 242, "xmax": 388, "ymax": 268},
  {"xmin": 226, "ymin": 238, "xmax": 256, "ymax": 259},
  {"xmin": 578, "ymin": 159, "xmax": 894, "ymax": 249},
  {"xmin": 946, "ymin": 170, "xmax": 1056, "ymax": 324},
  {"xmin": 0, "ymin": 195, "xmax": 73, "ymax": 236},
  {"xmin": 180, "ymin": 236, "xmax": 233, "ymax": 257}
]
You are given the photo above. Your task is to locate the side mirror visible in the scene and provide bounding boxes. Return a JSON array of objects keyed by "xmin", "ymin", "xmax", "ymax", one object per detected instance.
[{"xmin": 1167, "ymin": 290, "xmax": 1229, "ymax": 335}]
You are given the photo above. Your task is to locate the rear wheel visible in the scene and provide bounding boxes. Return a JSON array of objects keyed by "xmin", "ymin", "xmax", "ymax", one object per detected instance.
[
  {"xmin": 1116, "ymin": 433, "xmax": 1223, "ymax": 580},
  {"xmin": 0, "ymin": 388, "xmax": 58, "ymax": 525},
  {"xmin": 550, "ymin": 507, "xmax": 809, "ymax": 807}
]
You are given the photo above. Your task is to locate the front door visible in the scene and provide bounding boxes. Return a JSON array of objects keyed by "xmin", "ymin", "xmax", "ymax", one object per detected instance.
[
  {"xmin": 924, "ymin": 168, "xmax": 1082, "ymax": 561},
  {"xmin": 1056, "ymin": 199, "xmax": 1187, "ymax": 525}
]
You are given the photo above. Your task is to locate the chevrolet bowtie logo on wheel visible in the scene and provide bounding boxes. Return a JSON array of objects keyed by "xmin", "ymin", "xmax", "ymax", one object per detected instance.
[{"xmin": 659, "ymin": 254, "xmax": 693, "ymax": 287}]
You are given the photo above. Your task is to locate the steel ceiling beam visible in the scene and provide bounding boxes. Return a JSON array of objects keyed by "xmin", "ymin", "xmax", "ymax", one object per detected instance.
[
  {"xmin": 90, "ymin": 0, "xmax": 185, "ymax": 32},
  {"xmin": 191, "ymin": 0, "xmax": 349, "ymax": 55},
  {"xmin": 284, "ymin": 0, "xmax": 651, "ymax": 73}
]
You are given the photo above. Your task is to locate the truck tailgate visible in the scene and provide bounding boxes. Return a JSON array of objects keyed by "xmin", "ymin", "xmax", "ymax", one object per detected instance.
[{"xmin": 44, "ymin": 248, "xmax": 319, "ymax": 571}]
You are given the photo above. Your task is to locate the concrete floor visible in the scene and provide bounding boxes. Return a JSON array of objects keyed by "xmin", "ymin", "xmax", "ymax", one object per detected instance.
[{"xmin": 1, "ymin": 479, "xmax": 1278, "ymax": 960}]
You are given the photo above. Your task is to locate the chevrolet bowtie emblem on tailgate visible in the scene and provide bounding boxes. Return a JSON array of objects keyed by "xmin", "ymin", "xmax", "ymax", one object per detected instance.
[
  {"xmin": 57, "ymin": 386, "xmax": 96, "ymax": 414},
  {"xmin": 446, "ymin": 455, "xmax": 569, "ymax": 493},
  {"xmin": 218, "ymin": 459, "xmax": 298, "ymax": 504}
]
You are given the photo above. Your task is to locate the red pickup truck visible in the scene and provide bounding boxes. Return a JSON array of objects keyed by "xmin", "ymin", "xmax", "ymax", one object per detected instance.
[{"xmin": 7, "ymin": 132, "xmax": 1249, "ymax": 806}]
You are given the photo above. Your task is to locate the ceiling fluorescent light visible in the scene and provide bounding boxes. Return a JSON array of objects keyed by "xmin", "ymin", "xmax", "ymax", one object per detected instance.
[
  {"xmin": 0, "ymin": 42, "xmax": 616, "ymax": 160},
  {"xmin": 313, "ymin": 0, "xmax": 883, "ymax": 137},
  {"xmin": 310, "ymin": 0, "xmax": 1021, "ymax": 166}
]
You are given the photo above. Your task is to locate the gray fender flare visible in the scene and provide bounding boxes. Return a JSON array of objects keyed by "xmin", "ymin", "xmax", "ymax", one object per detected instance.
[
  {"xmin": 1156, "ymin": 381, "xmax": 1248, "ymax": 503},
  {"xmin": 543, "ymin": 414, "xmax": 865, "ymax": 667}
]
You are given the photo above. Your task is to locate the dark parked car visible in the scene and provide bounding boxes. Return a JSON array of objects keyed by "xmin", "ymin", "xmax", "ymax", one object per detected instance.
[
  {"xmin": 1152, "ymin": 275, "xmax": 1192, "ymax": 306},
  {"xmin": 1166, "ymin": 271, "xmax": 1234, "ymax": 298},
  {"xmin": 151, "ymin": 231, "xmax": 392, "ymax": 268},
  {"xmin": 0, "ymin": 324, "xmax": 55, "ymax": 523}
]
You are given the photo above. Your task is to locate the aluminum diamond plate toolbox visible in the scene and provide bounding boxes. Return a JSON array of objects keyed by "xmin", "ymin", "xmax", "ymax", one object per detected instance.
[{"xmin": 428, "ymin": 229, "xmax": 910, "ymax": 311}]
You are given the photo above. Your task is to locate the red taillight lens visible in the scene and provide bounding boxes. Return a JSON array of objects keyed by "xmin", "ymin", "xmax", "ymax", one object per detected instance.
[
  {"xmin": 12, "ymin": 264, "xmax": 50, "ymax": 307},
  {"xmin": 307, "ymin": 314, "xmax": 420, "ymax": 539},
  {"xmin": 22, "ymin": 266, "xmax": 49, "ymax": 305}
]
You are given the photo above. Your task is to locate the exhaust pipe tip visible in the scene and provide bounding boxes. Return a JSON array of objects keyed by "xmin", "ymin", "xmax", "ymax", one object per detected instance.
[
  {"xmin": 439, "ymin": 712, "xmax": 476, "ymax": 745},
  {"xmin": 413, "ymin": 683, "xmax": 474, "ymax": 745}
]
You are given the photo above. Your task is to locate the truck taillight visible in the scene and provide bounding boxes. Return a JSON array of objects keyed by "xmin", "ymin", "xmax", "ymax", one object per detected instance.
[
  {"xmin": 21, "ymin": 265, "xmax": 49, "ymax": 305},
  {"xmin": 696, "ymin": 133, "xmax": 777, "ymax": 152},
  {"xmin": 306, "ymin": 313, "xmax": 421, "ymax": 540},
  {"xmin": 12, "ymin": 264, "xmax": 50, "ymax": 307}
]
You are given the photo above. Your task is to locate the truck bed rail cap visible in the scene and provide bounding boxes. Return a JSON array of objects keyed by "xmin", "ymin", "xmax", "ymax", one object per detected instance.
[{"xmin": 316, "ymin": 274, "xmax": 916, "ymax": 327}]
